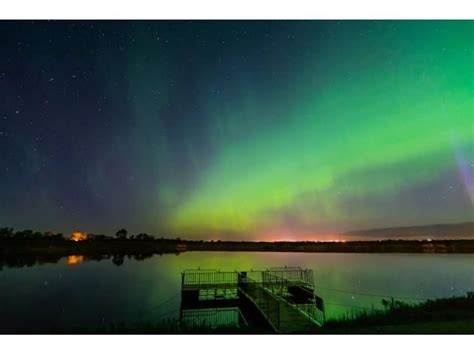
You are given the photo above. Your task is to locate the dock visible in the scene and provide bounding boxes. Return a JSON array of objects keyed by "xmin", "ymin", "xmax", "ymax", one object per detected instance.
[{"xmin": 179, "ymin": 267, "xmax": 325, "ymax": 333}]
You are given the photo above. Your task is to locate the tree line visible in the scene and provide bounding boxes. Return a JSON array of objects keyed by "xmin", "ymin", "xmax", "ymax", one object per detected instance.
[
  {"xmin": 0, "ymin": 227, "xmax": 65, "ymax": 240},
  {"xmin": 0, "ymin": 227, "xmax": 188, "ymax": 242}
]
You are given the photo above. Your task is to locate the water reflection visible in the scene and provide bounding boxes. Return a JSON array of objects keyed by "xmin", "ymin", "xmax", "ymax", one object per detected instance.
[
  {"xmin": 181, "ymin": 307, "xmax": 245, "ymax": 330},
  {"xmin": 67, "ymin": 255, "xmax": 84, "ymax": 265},
  {"xmin": 0, "ymin": 251, "xmax": 181, "ymax": 270},
  {"xmin": 0, "ymin": 252, "xmax": 473, "ymax": 333},
  {"xmin": 0, "ymin": 254, "xmax": 63, "ymax": 270}
]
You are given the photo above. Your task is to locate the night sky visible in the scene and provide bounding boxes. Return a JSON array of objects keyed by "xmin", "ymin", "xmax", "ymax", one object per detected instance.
[{"xmin": 0, "ymin": 20, "xmax": 473, "ymax": 240}]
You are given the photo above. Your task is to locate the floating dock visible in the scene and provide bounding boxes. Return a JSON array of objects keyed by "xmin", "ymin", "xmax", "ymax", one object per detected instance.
[{"xmin": 179, "ymin": 267, "xmax": 325, "ymax": 333}]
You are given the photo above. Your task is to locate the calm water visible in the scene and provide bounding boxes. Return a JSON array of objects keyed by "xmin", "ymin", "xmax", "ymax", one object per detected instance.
[{"xmin": 0, "ymin": 252, "xmax": 473, "ymax": 332}]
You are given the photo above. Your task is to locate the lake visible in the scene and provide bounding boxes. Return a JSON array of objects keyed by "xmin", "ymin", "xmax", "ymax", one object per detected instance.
[{"xmin": 0, "ymin": 252, "xmax": 473, "ymax": 333}]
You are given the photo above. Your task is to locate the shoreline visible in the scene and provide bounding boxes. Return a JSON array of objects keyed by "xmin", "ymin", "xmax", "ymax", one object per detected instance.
[
  {"xmin": 2, "ymin": 238, "xmax": 474, "ymax": 254},
  {"xmin": 1, "ymin": 239, "xmax": 474, "ymax": 269}
]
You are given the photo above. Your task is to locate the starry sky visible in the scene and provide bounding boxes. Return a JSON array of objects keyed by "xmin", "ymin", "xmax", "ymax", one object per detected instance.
[{"xmin": 0, "ymin": 20, "xmax": 473, "ymax": 240}]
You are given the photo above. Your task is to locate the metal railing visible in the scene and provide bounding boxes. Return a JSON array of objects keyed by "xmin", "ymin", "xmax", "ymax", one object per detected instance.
[
  {"xmin": 182, "ymin": 269, "xmax": 238, "ymax": 289},
  {"xmin": 267, "ymin": 267, "xmax": 314, "ymax": 286},
  {"xmin": 180, "ymin": 268, "xmax": 324, "ymax": 330},
  {"xmin": 262, "ymin": 271, "xmax": 290, "ymax": 296},
  {"xmin": 262, "ymin": 270, "xmax": 325, "ymax": 326},
  {"xmin": 293, "ymin": 302, "xmax": 325, "ymax": 326},
  {"xmin": 238, "ymin": 272, "xmax": 280, "ymax": 330}
]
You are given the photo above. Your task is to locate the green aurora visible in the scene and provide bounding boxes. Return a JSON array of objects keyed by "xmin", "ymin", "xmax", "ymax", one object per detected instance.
[
  {"xmin": 169, "ymin": 21, "xmax": 474, "ymax": 239},
  {"xmin": 1, "ymin": 21, "xmax": 473, "ymax": 240}
]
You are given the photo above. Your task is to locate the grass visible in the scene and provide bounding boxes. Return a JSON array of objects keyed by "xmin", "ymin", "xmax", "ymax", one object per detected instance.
[{"xmin": 323, "ymin": 293, "xmax": 474, "ymax": 334}]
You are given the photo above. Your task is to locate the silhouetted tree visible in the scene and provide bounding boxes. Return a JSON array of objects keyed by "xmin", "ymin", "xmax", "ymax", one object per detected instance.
[
  {"xmin": 55, "ymin": 233, "xmax": 65, "ymax": 240},
  {"xmin": 14, "ymin": 230, "xmax": 33, "ymax": 240},
  {"xmin": 0, "ymin": 227, "xmax": 13, "ymax": 239},
  {"xmin": 116, "ymin": 229, "xmax": 128, "ymax": 240},
  {"xmin": 135, "ymin": 233, "xmax": 154, "ymax": 241},
  {"xmin": 91, "ymin": 234, "xmax": 108, "ymax": 241}
]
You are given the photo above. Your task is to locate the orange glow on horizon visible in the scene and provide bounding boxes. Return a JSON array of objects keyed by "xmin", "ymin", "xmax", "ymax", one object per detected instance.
[
  {"xmin": 257, "ymin": 234, "xmax": 349, "ymax": 243},
  {"xmin": 70, "ymin": 231, "xmax": 87, "ymax": 242}
]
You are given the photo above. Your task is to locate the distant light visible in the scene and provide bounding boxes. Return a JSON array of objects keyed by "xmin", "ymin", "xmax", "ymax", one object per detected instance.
[{"xmin": 70, "ymin": 231, "xmax": 87, "ymax": 242}]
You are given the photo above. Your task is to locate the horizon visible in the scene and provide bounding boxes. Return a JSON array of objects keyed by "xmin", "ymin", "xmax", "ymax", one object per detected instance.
[
  {"xmin": 3, "ymin": 220, "xmax": 474, "ymax": 242},
  {"xmin": 1, "ymin": 21, "xmax": 473, "ymax": 240}
]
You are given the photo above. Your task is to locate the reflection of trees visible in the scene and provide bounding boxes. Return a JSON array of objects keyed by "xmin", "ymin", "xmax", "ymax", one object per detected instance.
[
  {"xmin": 0, "ymin": 254, "xmax": 63, "ymax": 269},
  {"xmin": 0, "ymin": 251, "xmax": 171, "ymax": 270},
  {"xmin": 84, "ymin": 254, "xmax": 109, "ymax": 262},
  {"xmin": 131, "ymin": 253, "xmax": 154, "ymax": 261},
  {"xmin": 112, "ymin": 254, "xmax": 124, "ymax": 266}
]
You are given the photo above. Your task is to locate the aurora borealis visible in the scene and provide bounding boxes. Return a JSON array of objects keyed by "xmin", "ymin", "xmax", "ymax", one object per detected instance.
[{"xmin": 0, "ymin": 21, "xmax": 473, "ymax": 240}]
